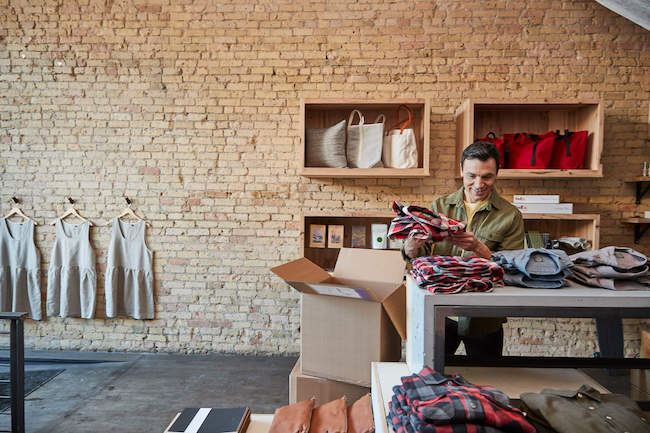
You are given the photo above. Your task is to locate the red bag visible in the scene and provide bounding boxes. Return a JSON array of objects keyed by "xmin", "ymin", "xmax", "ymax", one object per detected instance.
[
  {"xmin": 549, "ymin": 129, "xmax": 588, "ymax": 169},
  {"xmin": 505, "ymin": 131, "xmax": 556, "ymax": 169},
  {"xmin": 477, "ymin": 132, "xmax": 507, "ymax": 169}
]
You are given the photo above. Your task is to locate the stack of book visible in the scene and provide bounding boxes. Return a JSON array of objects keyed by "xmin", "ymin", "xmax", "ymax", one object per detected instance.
[{"xmin": 512, "ymin": 195, "xmax": 573, "ymax": 214}]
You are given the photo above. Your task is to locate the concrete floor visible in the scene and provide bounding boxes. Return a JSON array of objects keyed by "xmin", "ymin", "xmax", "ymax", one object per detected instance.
[{"xmin": 0, "ymin": 350, "xmax": 297, "ymax": 433}]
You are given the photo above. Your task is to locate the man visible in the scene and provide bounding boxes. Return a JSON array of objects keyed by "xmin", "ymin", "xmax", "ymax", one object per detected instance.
[{"xmin": 403, "ymin": 141, "xmax": 524, "ymax": 358}]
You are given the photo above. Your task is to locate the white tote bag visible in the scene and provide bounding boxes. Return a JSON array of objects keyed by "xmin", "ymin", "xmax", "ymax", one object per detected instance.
[
  {"xmin": 346, "ymin": 109, "xmax": 385, "ymax": 168},
  {"xmin": 382, "ymin": 105, "xmax": 418, "ymax": 168}
]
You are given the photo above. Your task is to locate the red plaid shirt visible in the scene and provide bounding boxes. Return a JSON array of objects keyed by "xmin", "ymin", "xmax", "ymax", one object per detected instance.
[
  {"xmin": 388, "ymin": 367, "xmax": 535, "ymax": 433},
  {"xmin": 410, "ymin": 255, "xmax": 504, "ymax": 294},
  {"xmin": 389, "ymin": 201, "xmax": 466, "ymax": 242}
]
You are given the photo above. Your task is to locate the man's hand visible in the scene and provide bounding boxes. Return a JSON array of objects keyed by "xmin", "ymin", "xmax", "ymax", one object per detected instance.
[
  {"xmin": 404, "ymin": 237, "xmax": 426, "ymax": 259},
  {"xmin": 449, "ymin": 231, "xmax": 491, "ymax": 259}
]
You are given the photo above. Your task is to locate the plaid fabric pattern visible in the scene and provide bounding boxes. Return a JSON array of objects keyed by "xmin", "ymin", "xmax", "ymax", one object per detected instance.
[
  {"xmin": 387, "ymin": 367, "xmax": 536, "ymax": 433},
  {"xmin": 410, "ymin": 255, "xmax": 504, "ymax": 294},
  {"xmin": 388, "ymin": 201, "xmax": 466, "ymax": 242}
]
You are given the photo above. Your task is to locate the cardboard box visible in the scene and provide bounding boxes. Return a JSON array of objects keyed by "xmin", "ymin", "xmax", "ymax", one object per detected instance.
[
  {"xmin": 271, "ymin": 248, "xmax": 406, "ymax": 386},
  {"xmin": 289, "ymin": 358, "xmax": 370, "ymax": 406}
]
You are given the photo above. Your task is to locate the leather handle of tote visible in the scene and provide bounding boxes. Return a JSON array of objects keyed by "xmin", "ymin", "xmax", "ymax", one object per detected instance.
[
  {"xmin": 348, "ymin": 109, "xmax": 364, "ymax": 127},
  {"xmin": 387, "ymin": 105, "xmax": 413, "ymax": 135},
  {"xmin": 487, "ymin": 132, "xmax": 497, "ymax": 140},
  {"xmin": 564, "ymin": 129, "xmax": 572, "ymax": 157},
  {"xmin": 525, "ymin": 133, "xmax": 538, "ymax": 166}
]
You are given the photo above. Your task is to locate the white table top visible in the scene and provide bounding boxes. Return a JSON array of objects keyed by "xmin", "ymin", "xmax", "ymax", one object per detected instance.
[{"xmin": 407, "ymin": 277, "xmax": 650, "ymax": 308}]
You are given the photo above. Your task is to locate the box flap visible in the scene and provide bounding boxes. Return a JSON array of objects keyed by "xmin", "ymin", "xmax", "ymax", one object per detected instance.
[
  {"xmin": 271, "ymin": 257, "xmax": 331, "ymax": 285},
  {"xmin": 334, "ymin": 248, "xmax": 405, "ymax": 286},
  {"xmin": 382, "ymin": 284, "xmax": 406, "ymax": 340}
]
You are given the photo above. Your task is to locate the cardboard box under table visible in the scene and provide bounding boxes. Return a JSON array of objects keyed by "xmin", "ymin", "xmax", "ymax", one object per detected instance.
[
  {"xmin": 289, "ymin": 358, "xmax": 370, "ymax": 406},
  {"xmin": 271, "ymin": 248, "xmax": 407, "ymax": 387}
]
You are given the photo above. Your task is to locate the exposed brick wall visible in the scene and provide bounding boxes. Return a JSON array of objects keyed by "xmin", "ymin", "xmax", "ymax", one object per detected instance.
[{"xmin": 0, "ymin": 0, "xmax": 648, "ymax": 357}]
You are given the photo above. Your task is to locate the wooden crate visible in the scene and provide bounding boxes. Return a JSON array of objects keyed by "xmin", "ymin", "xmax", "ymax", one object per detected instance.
[
  {"xmin": 301, "ymin": 99, "xmax": 430, "ymax": 178},
  {"xmin": 523, "ymin": 214, "xmax": 600, "ymax": 249},
  {"xmin": 455, "ymin": 99, "xmax": 604, "ymax": 178},
  {"xmin": 303, "ymin": 213, "xmax": 395, "ymax": 270}
]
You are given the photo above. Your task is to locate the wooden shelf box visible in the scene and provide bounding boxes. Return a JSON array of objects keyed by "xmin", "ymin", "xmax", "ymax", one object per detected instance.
[
  {"xmin": 303, "ymin": 213, "xmax": 395, "ymax": 270},
  {"xmin": 301, "ymin": 99, "xmax": 430, "ymax": 178},
  {"xmin": 455, "ymin": 99, "xmax": 604, "ymax": 178},
  {"xmin": 523, "ymin": 214, "xmax": 600, "ymax": 249}
]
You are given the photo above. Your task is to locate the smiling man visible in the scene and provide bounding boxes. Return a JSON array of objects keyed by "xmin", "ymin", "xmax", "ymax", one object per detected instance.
[{"xmin": 403, "ymin": 140, "xmax": 524, "ymax": 358}]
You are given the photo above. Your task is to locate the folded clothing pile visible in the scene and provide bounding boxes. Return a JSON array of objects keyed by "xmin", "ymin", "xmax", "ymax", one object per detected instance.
[
  {"xmin": 520, "ymin": 385, "xmax": 650, "ymax": 433},
  {"xmin": 388, "ymin": 201, "xmax": 466, "ymax": 242},
  {"xmin": 569, "ymin": 246, "xmax": 650, "ymax": 291},
  {"xmin": 491, "ymin": 248, "xmax": 573, "ymax": 289},
  {"xmin": 387, "ymin": 367, "xmax": 536, "ymax": 433},
  {"xmin": 410, "ymin": 255, "xmax": 504, "ymax": 294},
  {"xmin": 268, "ymin": 394, "xmax": 374, "ymax": 433}
]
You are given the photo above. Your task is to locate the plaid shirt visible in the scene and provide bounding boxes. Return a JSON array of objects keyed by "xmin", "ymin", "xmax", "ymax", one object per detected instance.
[
  {"xmin": 389, "ymin": 201, "xmax": 466, "ymax": 242},
  {"xmin": 410, "ymin": 255, "xmax": 504, "ymax": 294},
  {"xmin": 388, "ymin": 367, "xmax": 536, "ymax": 433}
]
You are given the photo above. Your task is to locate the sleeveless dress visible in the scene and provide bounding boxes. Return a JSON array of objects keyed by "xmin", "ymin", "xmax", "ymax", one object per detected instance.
[
  {"xmin": 105, "ymin": 218, "xmax": 154, "ymax": 319},
  {"xmin": 0, "ymin": 218, "xmax": 41, "ymax": 320},
  {"xmin": 46, "ymin": 219, "xmax": 96, "ymax": 319}
]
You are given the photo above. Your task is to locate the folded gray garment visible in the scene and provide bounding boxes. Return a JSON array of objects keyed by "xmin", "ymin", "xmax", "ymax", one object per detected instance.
[
  {"xmin": 504, "ymin": 272, "xmax": 567, "ymax": 289},
  {"xmin": 492, "ymin": 248, "xmax": 572, "ymax": 278},
  {"xmin": 570, "ymin": 247, "xmax": 647, "ymax": 270},
  {"xmin": 570, "ymin": 270, "xmax": 650, "ymax": 291},
  {"xmin": 572, "ymin": 264, "xmax": 648, "ymax": 279}
]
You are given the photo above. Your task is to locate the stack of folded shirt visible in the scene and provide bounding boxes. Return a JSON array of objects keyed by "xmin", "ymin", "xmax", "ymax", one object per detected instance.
[
  {"xmin": 520, "ymin": 385, "xmax": 650, "ymax": 433},
  {"xmin": 491, "ymin": 248, "xmax": 573, "ymax": 289},
  {"xmin": 387, "ymin": 367, "xmax": 536, "ymax": 433},
  {"xmin": 388, "ymin": 201, "xmax": 466, "ymax": 242},
  {"xmin": 410, "ymin": 255, "xmax": 504, "ymax": 294},
  {"xmin": 569, "ymin": 246, "xmax": 650, "ymax": 291}
]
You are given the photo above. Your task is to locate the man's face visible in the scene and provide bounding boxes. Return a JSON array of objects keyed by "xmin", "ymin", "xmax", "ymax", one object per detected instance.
[{"xmin": 460, "ymin": 158, "xmax": 498, "ymax": 203}]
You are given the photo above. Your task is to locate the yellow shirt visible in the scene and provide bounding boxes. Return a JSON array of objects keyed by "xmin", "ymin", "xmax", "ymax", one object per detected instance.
[{"xmin": 464, "ymin": 198, "xmax": 489, "ymax": 228}]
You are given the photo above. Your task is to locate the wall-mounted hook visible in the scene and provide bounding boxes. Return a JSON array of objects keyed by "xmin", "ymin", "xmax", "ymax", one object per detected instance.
[
  {"xmin": 68, "ymin": 197, "xmax": 75, "ymax": 205},
  {"xmin": 125, "ymin": 197, "xmax": 132, "ymax": 206},
  {"xmin": 11, "ymin": 197, "xmax": 19, "ymax": 204}
]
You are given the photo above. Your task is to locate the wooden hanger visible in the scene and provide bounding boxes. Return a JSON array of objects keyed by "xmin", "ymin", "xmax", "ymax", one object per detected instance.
[
  {"xmin": 50, "ymin": 198, "xmax": 93, "ymax": 226},
  {"xmin": 110, "ymin": 198, "xmax": 151, "ymax": 227},
  {"xmin": 4, "ymin": 197, "xmax": 38, "ymax": 225}
]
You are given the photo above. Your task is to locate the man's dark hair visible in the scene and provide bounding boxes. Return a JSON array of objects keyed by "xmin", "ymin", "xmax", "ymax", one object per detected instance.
[{"xmin": 461, "ymin": 141, "xmax": 501, "ymax": 172}]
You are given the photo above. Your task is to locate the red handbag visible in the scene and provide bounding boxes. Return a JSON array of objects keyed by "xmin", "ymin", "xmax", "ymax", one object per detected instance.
[
  {"xmin": 477, "ymin": 132, "xmax": 507, "ymax": 169},
  {"xmin": 549, "ymin": 129, "xmax": 588, "ymax": 169},
  {"xmin": 505, "ymin": 131, "xmax": 556, "ymax": 169}
]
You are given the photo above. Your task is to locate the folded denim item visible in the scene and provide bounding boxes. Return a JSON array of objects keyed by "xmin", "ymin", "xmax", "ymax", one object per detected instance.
[
  {"xmin": 572, "ymin": 264, "xmax": 649, "ymax": 279},
  {"xmin": 570, "ymin": 247, "xmax": 647, "ymax": 270},
  {"xmin": 347, "ymin": 393, "xmax": 374, "ymax": 433},
  {"xmin": 504, "ymin": 272, "xmax": 568, "ymax": 289},
  {"xmin": 491, "ymin": 248, "xmax": 572, "ymax": 279},
  {"xmin": 309, "ymin": 397, "xmax": 347, "ymax": 433},
  {"xmin": 570, "ymin": 269, "xmax": 650, "ymax": 291},
  {"xmin": 269, "ymin": 398, "xmax": 315, "ymax": 433}
]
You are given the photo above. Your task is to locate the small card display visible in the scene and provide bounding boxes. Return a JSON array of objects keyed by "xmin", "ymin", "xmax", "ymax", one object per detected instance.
[
  {"xmin": 351, "ymin": 225, "xmax": 366, "ymax": 248},
  {"xmin": 327, "ymin": 225, "xmax": 344, "ymax": 248},
  {"xmin": 309, "ymin": 224, "xmax": 326, "ymax": 248},
  {"xmin": 371, "ymin": 224, "xmax": 388, "ymax": 249}
]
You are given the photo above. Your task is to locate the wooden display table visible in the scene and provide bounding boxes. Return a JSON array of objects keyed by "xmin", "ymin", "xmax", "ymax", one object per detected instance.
[
  {"xmin": 405, "ymin": 276, "xmax": 650, "ymax": 373},
  {"xmin": 371, "ymin": 362, "xmax": 608, "ymax": 433}
]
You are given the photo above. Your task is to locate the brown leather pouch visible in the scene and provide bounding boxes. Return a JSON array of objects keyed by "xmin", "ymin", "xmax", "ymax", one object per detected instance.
[
  {"xmin": 309, "ymin": 396, "xmax": 347, "ymax": 433},
  {"xmin": 269, "ymin": 397, "xmax": 315, "ymax": 433},
  {"xmin": 348, "ymin": 393, "xmax": 374, "ymax": 433}
]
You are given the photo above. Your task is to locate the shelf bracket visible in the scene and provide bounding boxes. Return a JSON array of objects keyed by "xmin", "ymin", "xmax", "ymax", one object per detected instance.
[
  {"xmin": 633, "ymin": 223, "xmax": 649, "ymax": 244},
  {"xmin": 636, "ymin": 181, "xmax": 650, "ymax": 205}
]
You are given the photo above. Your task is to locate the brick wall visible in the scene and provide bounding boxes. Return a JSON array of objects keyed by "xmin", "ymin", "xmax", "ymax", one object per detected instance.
[{"xmin": 0, "ymin": 0, "xmax": 648, "ymax": 356}]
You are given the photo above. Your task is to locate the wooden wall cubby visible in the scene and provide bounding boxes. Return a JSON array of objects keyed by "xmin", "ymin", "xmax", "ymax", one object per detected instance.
[{"xmin": 523, "ymin": 214, "xmax": 600, "ymax": 249}]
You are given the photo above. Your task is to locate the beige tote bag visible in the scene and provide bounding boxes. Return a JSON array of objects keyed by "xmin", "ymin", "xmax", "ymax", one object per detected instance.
[
  {"xmin": 346, "ymin": 109, "xmax": 385, "ymax": 168},
  {"xmin": 382, "ymin": 105, "xmax": 418, "ymax": 168}
]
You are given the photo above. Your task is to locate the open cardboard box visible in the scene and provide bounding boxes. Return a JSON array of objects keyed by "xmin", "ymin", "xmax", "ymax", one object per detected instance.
[
  {"xmin": 289, "ymin": 358, "xmax": 370, "ymax": 406},
  {"xmin": 271, "ymin": 248, "xmax": 407, "ymax": 387}
]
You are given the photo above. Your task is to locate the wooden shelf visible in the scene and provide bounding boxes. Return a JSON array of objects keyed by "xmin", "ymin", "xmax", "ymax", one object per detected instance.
[
  {"xmin": 302, "ymin": 213, "xmax": 395, "ymax": 270},
  {"xmin": 522, "ymin": 214, "xmax": 600, "ymax": 249},
  {"xmin": 301, "ymin": 99, "xmax": 430, "ymax": 178},
  {"xmin": 455, "ymin": 99, "xmax": 604, "ymax": 179},
  {"xmin": 622, "ymin": 218, "xmax": 650, "ymax": 244},
  {"xmin": 624, "ymin": 177, "xmax": 650, "ymax": 204}
]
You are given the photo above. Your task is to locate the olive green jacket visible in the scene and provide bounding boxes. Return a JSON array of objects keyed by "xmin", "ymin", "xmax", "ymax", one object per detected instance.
[{"xmin": 404, "ymin": 187, "xmax": 525, "ymax": 336}]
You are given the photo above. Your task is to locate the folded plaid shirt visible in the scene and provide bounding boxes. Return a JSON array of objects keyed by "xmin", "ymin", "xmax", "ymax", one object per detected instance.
[
  {"xmin": 388, "ymin": 367, "xmax": 536, "ymax": 433},
  {"xmin": 389, "ymin": 201, "xmax": 466, "ymax": 242},
  {"xmin": 410, "ymin": 255, "xmax": 504, "ymax": 294}
]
